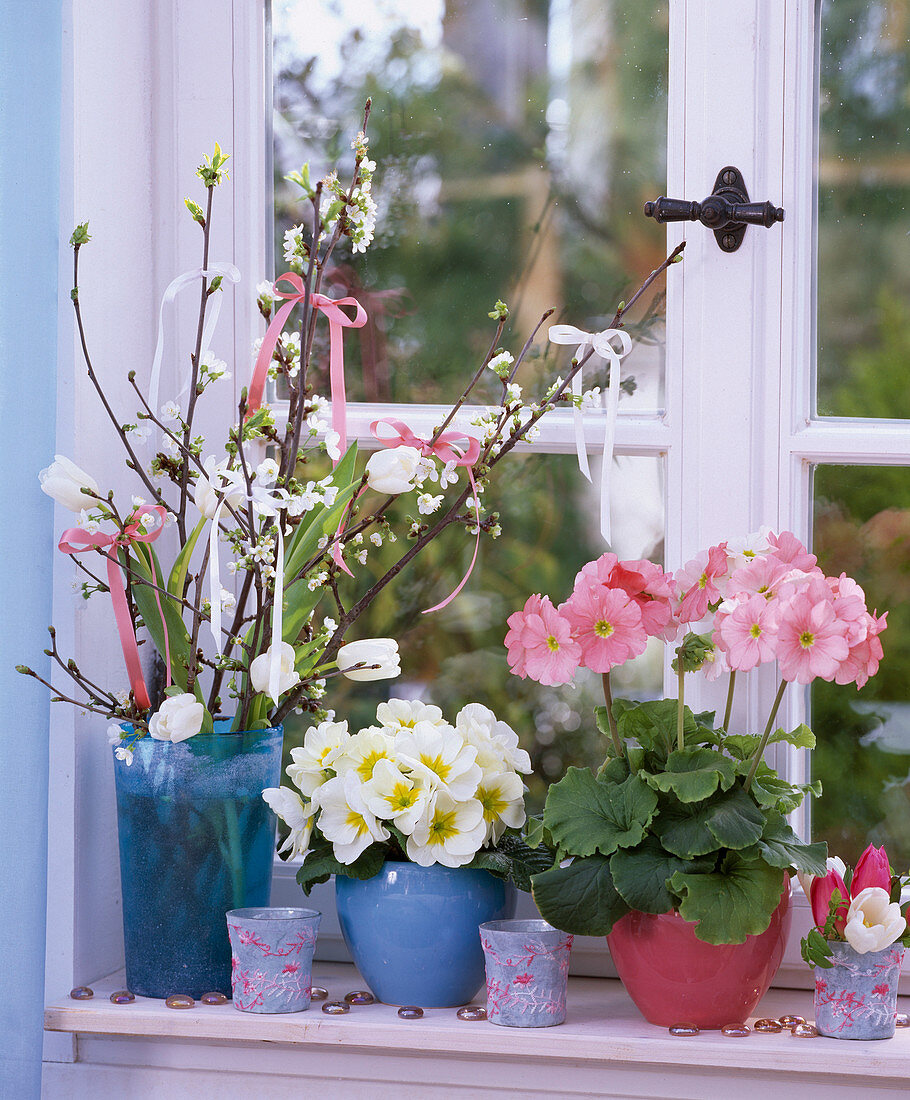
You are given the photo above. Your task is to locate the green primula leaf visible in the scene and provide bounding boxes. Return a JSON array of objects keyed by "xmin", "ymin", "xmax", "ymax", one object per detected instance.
[
  {"xmin": 543, "ymin": 768, "xmax": 657, "ymax": 857},
  {"xmin": 596, "ymin": 754, "xmax": 631, "ymax": 783},
  {"xmin": 467, "ymin": 833, "xmax": 555, "ymax": 893},
  {"xmin": 652, "ymin": 797, "xmax": 720, "ymax": 858},
  {"xmin": 295, "ymin": 834, "xmax": 387, "ymax": 895},
  {"xmin": 727, "ymin": 725, "xmax": 816, "ymax": 764},
  {"xmin": 748, "ymin": 765, "xmax": 818, "ymax": 815},
  {"xmin": 669, "ymin": 851, "xmax": 786, "ymax": 944},
  {"xmin": 758, "ymin": 812, "xmax": 828, "ymax": 875},
  {"xmin": 531, "ymin": 856, "xmax": 630, "ymax": 936},
  {"xmin": 525, "ymin": 816, "xmax": 547, "ymax": 850},
  {"xmin": 724, "ymin": 735, "xmax": 762, "ymax": 761},
  {"xmin": 645, "ymin": 747, "xmax": 737, "ymax": 803},
  {"xmin": 705, "ymin": 786, "xmax": 766, "ymax": 850},
  {"xmin": 610, "ymin": 836, "xmax": 707, "ymax": 914},
  {"xmin": 616, "ymin": 699, "xmax": 694, "ymax": 759},
  {"xmin": 769, "ymin": 723, "xmax": 816, "ymax": 750}
]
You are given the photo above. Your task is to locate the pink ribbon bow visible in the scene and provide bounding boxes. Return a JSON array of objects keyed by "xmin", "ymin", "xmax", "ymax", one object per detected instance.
[
  {"xmin": 58, "ymin": 506, "xmax": 171, "ymax": 712},
  {"xmin": 247, "ymin": 273, "xmax": 367, "ymax": 460},
  {"xmin": 371, "ymin": 418, "xmax": 483, "ymax": 614}
]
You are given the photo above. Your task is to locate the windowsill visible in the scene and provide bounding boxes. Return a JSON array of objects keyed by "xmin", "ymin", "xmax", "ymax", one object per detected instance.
[{"xmin": 45, "ymin": 962, "xmax": 910, "ymax": 1085}]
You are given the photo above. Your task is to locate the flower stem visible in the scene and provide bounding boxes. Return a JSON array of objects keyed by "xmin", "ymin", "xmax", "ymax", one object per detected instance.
[
  {"xmin": 743, "ymin": 678, "xmax": 788, "ymax": 792},
  {"xmin": 677, "ymin": 667, "xmax": 685, "ymax": 752},
  {"xmin": 723, "ymin": 670, "xmax": 736, "ymax": 731},
  {"xmin": 601, "ymin": 672, "xmax": 623, "ymax": 758}
]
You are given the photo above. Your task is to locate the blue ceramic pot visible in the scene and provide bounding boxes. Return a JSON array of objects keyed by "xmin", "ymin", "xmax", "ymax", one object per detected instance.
[
  {"xmin": 814, "ymin": 941, "xmax": 905, "ymax": 1039},
  {"xmin": 113, "ymin": 724, "xmax": 283, "ymax": 998},
  {"xmin": 335, "ymin": 861, "xmax": 516, "ymax": 1007}
]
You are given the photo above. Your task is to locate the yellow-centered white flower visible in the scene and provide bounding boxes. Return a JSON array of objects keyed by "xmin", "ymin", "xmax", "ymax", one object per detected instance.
[
  {"xmin": 455, "ymin": 703, "xmax": 532, "ymax": 775},
  {"xmin": 262, "ymin": 786, "xmax": 315, "ymax": 859},
  {"xmin": 313, "ymin": 771, "xmax": 389, "ymax": 864},
  {"xmin": 394, "ymin": 721, "xmax": 482, "ymax": 801},
  {"xmin": 405, "ymin": 790, "xmax": 487, "ymax": 867},
  {"xmin": 286, "ymin": 719, "xmax": 350, "ymax": 797},
  {"xmin": 375, "ymin": 697, "xmax": 446, "ymax": 732},
  {"xmin": 250, "ymin": 641, "xmax": 300, "ymax": 703},
  {"xmin": 843, "ymin": 887, "xmax": 907, "ymax": 954},
  {"xmin": 333, "ymin": 726, "xmax": 397, "ymax": 783},
  {"xmin": 148, "ymin": 693, "xmax": 205, "ymax": 743},
  {"xmin": 365, "ymin": 446, "xmax": 422, "ymax": 494},
  {"xmin": 474, "ymin": 770, "xmax": 527, "ymax": 844},
  {"xmin": 362, "ymin": 757, "xmax": 431, "ymax": 834},
  {"xmin": 39, "ymin": 454, "xmax": 102, "ymax": 512},
  {"xmin": 337, "ymin": 638, "xmax": 401, "ymax": 682}
]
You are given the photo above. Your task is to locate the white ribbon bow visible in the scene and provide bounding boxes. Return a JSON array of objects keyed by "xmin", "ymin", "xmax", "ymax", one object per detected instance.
[
  {"xmin": 148, "ymin": 263, "xmax": 241, "ymax": 424},
  {"xmin": 547, "ymin": 324, "xmax": 633, "ymax": 544}
]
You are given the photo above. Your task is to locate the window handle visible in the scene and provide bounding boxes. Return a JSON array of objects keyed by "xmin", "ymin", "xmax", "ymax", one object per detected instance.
[{"xmin": 644, "ymin": 166, "xmax": 784, "ymax": 252}]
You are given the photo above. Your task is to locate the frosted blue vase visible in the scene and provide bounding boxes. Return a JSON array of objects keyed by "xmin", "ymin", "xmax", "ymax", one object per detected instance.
[
  {"xmin": 335, "ymin": 861, "xmax": 516, "ymax": 1007},
  {"xmin": 814, "ymin": 941, "xmax": 905, "ymax": 1039},
  {"xmin": 113, "ymin": 723, "xmax": 283, "ymax": 999}
]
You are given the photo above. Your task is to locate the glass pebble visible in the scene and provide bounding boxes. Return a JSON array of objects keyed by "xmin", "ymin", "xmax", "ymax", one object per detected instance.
[
  {"xmin": 753, "ymin": 1018, "xmax": 782, "ymax": 1033},
  {"xmin": 896, "ymin": 1013, "xmax": 910, "ymax": 1028},
  {"xmin": 165, "ymin": 994, "xmax": 195, "ymax": 1009},
  {"xmin": 668, "ymin": 1023, "xmax": 700, "ymax": 1036},
  {"xmin": 322, "ymin": 1001, "xmax": 350, "ymax": 1015},
  {"xmin": 310, "ymin": 986, "xmax": 329, "ymax": 1002},
  {"xmin": 779, "ymin": 1014, "xmax": 806, "ymax": 1028},
  {"xmin": 200, "ymin": 991, "xmax": 229, "ymax": 1006},
  {"xmin": 344, "ymin": 990, "xmax": 375, "ymax": 1005},
  {"xmin": 398, "ymin": 1006, "xmax": 424, "ymax": 1019},
  {"xmin": 721, "ymin": 1024, "xmax": 751, "ymax": 1037},
  {"xmin": 110, "ymin": 990, "xmax": 135, "ymax": 1004},
  {"xmin": 792, "ymin": 1023, "xmax": 819, "ymax": 1038},
  {"xmin": 456, "ymin": 1005, "xmax": 487, "ymax": 1021},
  {"xmin": 69, "ymin": 986, "xmax": 93, "ymax": 1000}
]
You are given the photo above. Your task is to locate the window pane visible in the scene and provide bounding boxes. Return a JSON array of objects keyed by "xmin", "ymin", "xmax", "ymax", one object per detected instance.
[
  {"xmin": 811, "ymin": 463, "xmax": 910, "ymax": 866},
  {"xmin": 282, "ymin": 453, "xmax": 665, "ymax": 813},
  {"xmin": 272, "ymin": 0, "xmax": 669, "ymax": 411},
  {"xmin": 816, "ymin": 0, "xmax": 910, "ymax": 418}
]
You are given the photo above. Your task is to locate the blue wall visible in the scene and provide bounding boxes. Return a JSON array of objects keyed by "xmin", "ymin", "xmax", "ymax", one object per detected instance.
[{"xmin": 0, "ymin": 2, "xmax": 62, "ymax": 1095}]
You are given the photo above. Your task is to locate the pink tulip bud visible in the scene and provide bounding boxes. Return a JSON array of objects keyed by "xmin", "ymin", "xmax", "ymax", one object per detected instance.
[
  {"xmin": 850, "ymin": 843, "xmax": 891, "ymax": 897},
  {"xmin": 810, "ymin": 870, "xmax": 849, "ymax": 935}
]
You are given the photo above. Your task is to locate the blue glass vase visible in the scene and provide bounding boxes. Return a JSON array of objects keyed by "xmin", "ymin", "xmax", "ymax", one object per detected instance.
[
  {"xmin": 335, "ymin": 861, "xmax": 516, "ymax": 1007},
  {"xmin": 113, "ymin": 723, "xmax": 283, "ymax": 998}
]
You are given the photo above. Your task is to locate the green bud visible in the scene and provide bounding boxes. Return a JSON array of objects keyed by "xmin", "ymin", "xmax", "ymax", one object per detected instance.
[
  {"xmin": 285, "ymin": 163, "xmax": 313, "ymax": 196},
  {"xmin": 671, "ymin": 631, "xmax": 715, "ymax": 674},
  {"xmin": 196, "ymin": 143, "xmax": 230, "ymax": 187},
  {"xmin": 487, "ymin": 299, "xmax": 509, "ymax": 320},
  {"xmin": 672, "ymin": 252, "xmax": 684, "ymax": 263},
  {"xmin": 15, "ymin": 665, "xmax": 31, "ymax": 675},
  {"xmin": 208, "ymin": 275, "xmax": 223, "ymax": 294},
  {"xmin": 617, "ymin": 300, "xmax": 626, "ymax": 312},
  {"xmin": 69, "ymin": 222, "xmax": 91, "ymax": 247},
  {"xmin": 184, "ymin": 197, "xmax": 206, "ymax": 227},
  {"xmin": 70, "ymin": 288, "xmax": 79, "ymax": 302}
]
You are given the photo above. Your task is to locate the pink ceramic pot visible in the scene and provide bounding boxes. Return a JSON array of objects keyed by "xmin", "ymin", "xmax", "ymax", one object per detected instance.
[{"xmin": 606, "ymin": 877, "xmax": 791, "ymax": 1028}]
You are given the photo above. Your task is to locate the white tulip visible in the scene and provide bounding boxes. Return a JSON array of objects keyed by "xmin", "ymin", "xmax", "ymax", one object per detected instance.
[
  {"xmin": 262, "ymin": 786, "xmax": 315, "ymax": 859},
  {"xmin": 843, "ymin": 887, "xmax": 907, "ymax": 954},
  {"xmin": 365, "ymin": 446, "xmax": 422, "ymax": 494},
  {"xmin": 405, "ymin": 790, "xmax": 487, "ymax": 868},
  {"xmin": 249, "ymin": 641, "xmax": 300, "ymax": 703},
  {"xmin": 39, "ymin": 455, "xmax": 102, "ymax": 512},
  {"xmin": 312, "ymin": 771, "xmax": 389, "ymax": 864},
  {"xmin": 148, "ymin": 693, "xmax": 205, "ymax": 743},
  {"xmin": 337, "ymin": 638, "xmax": 400, "ymax": 682},
  {"xmin": 395, "ymin": 720, "xmax": 482, "ymax": 801}
]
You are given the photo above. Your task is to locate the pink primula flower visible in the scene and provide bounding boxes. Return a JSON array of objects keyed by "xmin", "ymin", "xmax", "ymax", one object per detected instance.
[
  {"xmin": 776, "ymin": 579, "xmax": 850, "ymax": 683},
  {"xmin": 827, "ymin": 573, "xmax": 871, "ymax": 646},
  {"xmin": 767, "ymin": 530, "xmax": 817, "ymax": 572},
  {"xmin": 575, "ymin": 555, "xmax": 677, "ymax": 640},
  {"xmin": 715, "ymin": 593, "xmax": 779, "ymax": 672},
  {"xmin": 560, "ymin": 582, "xmax": 647, "ymax": 673},
  {"xmin": 727, "ymin": 554, "xmax": 793, "ymax": 601},
  {"xmin": 674, "ymin": 542, "xmax": 730, "ymax": 623},
  {"xmin": 834, "ymin": 610, "xmax": 887, "ymax": 689},
  {"xmin": 504, "ymin": 594, "xmax": 582, "ymax": 686}
]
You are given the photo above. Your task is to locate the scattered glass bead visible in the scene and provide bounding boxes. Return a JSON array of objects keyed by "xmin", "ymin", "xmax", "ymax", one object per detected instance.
[
  {"xmin": 165, "ymin": 994, "xmax": 195, "ymax": 1009},
  {"xmin": 69, "ymin": 986, "xmax": 93, "ymax": 1000},
  {"xmin": 668, "ymin": 1023, "xmax": 700, "ymax": 1036},
  {"xmin": 456, "ymin": 1006, "xmax": 487, "ymax": 1021},
  {"xmin": 310, "ymin": 987, "xmax": 329, "ymax": 1002},
  {"xmin": 779, "ymin": 1014, "xmax": 806, "ymax": 1029},
  {"xmin": 721, "ymin": 1024, "xmax": 750, "ymax": 1037},
  {"xmin": 791, "ymin": 1023, "xmax": 819, "ymax": 1038},
  {"xmin": 322, "ymin": 1001, "xmax": 350, "ymax": 1015},
  {"xmin": 753, "ymin": 1018, "xmax": 783, "ymax": 1033},
  {"xmin": 398, "ymin": 1006, "xmax": 424, "ymax": 1019},
  {"xmin": 110, "ymin": 990, "xmax": 135, "ymax": 1004},
  {"xmin": 200, "ymin": 991, "xmax": 229, "ymax": 1006},
  {"xmin": 896, "ymin": 1013, "xmax": 910, "ymax": 1028},
  {"xmin": 344, "ymin": 990, "xmax": 375, "ymax": 1005}
]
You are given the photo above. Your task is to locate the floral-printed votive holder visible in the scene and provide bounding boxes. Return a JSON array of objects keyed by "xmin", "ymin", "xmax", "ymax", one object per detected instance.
[
  {"xmin": 479, "ymin": 918, "xmax": 573, "ymax": 1027},
  {"xmin": 814, "ymin": 941, "xmax": 904, "ymax": 1039},
  {"xmin": 227, "ymin": 907, "xmax": 321, "ymax": 1013}
]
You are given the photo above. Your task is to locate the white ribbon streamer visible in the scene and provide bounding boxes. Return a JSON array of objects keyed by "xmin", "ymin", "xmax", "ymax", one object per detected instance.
[
  {"xmin": 148, "ymin": 263, "xmax": 241, "ymax": 424},
  {"xmin": 547, "ymin": 324, "xmax": 633, "ymax": 545}
]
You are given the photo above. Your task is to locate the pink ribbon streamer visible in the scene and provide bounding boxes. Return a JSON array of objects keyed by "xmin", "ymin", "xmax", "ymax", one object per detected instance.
[
  {"xmin": 370, "ymin": 419, "xmax": 482, "ymax": 614},
  {"xmin": 58, "ymin": 506, "xmax": 171, "ymax": 712},
  {"xmin": 247, "ymin": 274, "xmax": 367, "ymax": 457}
]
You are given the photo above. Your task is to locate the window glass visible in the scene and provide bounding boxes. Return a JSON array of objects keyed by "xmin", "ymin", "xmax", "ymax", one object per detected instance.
[
  {"xmin": 272, "ymin": 0, "xmax": 669, "ymax": 410},
  {"xmin": 816, "ymin": 0, "xmax": 910, "ymax": 418},
  {"xmin": 811, "ymin": 463, "xmax": 910, "ymax": 866}
]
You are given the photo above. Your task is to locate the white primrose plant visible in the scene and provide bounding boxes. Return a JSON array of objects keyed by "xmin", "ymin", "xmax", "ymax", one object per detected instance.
[
  {"xmin": 263, "ymin": 698, "xmax": 550, "ymax": 890},
  {"xmin": 20, "ymin": 103, "xmax": 682, "ymax": 805}
]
